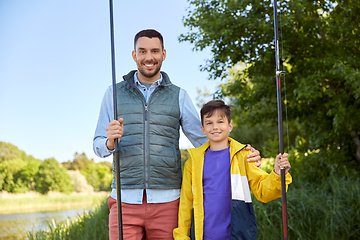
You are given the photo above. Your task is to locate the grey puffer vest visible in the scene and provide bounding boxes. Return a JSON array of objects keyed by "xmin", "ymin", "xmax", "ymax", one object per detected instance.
[{"xmin": 111, "ymin": 70, "xmax": 181, "ymax": 190}]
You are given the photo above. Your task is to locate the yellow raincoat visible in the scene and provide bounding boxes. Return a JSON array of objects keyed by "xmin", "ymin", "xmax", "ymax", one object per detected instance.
[{"xmin": 173, "ymin": 138, "xmax": 292, "ymax": 240}]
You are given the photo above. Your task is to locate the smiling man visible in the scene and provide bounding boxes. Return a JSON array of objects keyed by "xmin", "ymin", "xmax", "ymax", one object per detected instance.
[
  {"xmin": 93, "ymin": 29, "xmax": 262, "ymax": 240},
  {"xmin": 132, "ymin": 35, "xmax": 165, "ymax": 82}
]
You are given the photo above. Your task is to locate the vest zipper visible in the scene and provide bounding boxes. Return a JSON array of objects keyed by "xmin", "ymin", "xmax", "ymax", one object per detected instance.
[
  {"xmin": 129, "ymin": 81, "xmax": 168, "ymax": 190},
  {"xmin": 143, "ymin": 84, "xmax": 165, "ymax": 189},
  {"xmin": 128, "ymin": 83, "xmax": 150, "ymax": 190},
  {"xmin": 144, "ymin": 103, "xmax": 149, "ymax": 189}
]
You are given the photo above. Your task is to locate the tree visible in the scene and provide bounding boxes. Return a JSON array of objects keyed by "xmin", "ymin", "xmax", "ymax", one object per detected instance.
[
  {"xmin": 62, "ymin": 152, "xmax": 95, "ymax": 171},
  {"xmin": 219, "ymin": 65, "xmax": 301, "ymax": 158},
  {"xmin": 0, "ymin": 142, "xmax": 28, "ymax": 163},
  {"xmin": 99, "ymin": 161, "xmax": 112, "ymax": 170},
  {"xmin": 0, "ymin": 158, "xmax": 26, "ymax": 192},
  {"xmin": 63, "ymin": 153, "xmax": 112, "ymax": 191},
  {"xmin": 180, "ymin": 0, "xmax": 360, "ymax": 169},
  {"xmin": 35, "ymin": 158, "xmax": 73, "ymax": 194},
  {"xmin": 15, "ymin": 158, "xmax": 42, "ymax": 191},
  {"xmin": 0, "ymin": 142, "xmax": 43, "ymax": 192},
  {"xmin": 67, "ymin": 170, "xmax": 94, "ymax": 192},
  {"xmin": 82, "ymin": 163, "xmax": 112, "ymax": 191}
]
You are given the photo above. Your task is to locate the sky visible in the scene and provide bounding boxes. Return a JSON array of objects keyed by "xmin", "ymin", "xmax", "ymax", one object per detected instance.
[{"xmin": 0, "ymin": 0, "xmax": 222, "ymax": 163}]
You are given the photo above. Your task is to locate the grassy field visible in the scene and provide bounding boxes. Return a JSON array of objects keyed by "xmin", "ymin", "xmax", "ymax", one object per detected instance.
[
  {"xmin": 0, "ymin": 191, "xmax": 109, "ymax": 214},
  {"xmin": 28, "ymin": 197, "xmax": 110, "ymax": 240}
]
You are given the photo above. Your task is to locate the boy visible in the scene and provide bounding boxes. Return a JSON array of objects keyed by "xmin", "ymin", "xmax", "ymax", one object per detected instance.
[{"xmin": 173, "ymin": 100, "xmax": 292, "ymax": 240}]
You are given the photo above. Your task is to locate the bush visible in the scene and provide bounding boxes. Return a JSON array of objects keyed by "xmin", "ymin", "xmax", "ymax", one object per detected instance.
[
  {"xmin": 82, "ymin": 164, "xmax": 112, "ymax": 191},
  {"xmin": 67, "ymin": 170, "xmax": 93, "ymax": 192},
  {"xmin": 0, "ymin": 159, "xmax": 26, "ymax": 192},
  {"xmin": 35, "ymin": 158, "xmax": 73, "ymax": 194},
  {"xmin": 288, "ymin": 148, "xmax": 360, "ymax": 188},
  {"xmin": 14, "ymin": 158, "xmax": 42, "ymax": 192},
  {"xmin": 254, "ymin": 173, "xmax": 360, "ymax": 239}
]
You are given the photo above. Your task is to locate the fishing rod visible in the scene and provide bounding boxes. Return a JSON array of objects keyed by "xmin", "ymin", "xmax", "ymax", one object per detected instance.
[
  {"xmin": 108, "ymin": 0, "xmax": 123, "ymax": 239},
  {"xmin": 272, "ymin": 0, "xmax": 288, "ymax": 239}
]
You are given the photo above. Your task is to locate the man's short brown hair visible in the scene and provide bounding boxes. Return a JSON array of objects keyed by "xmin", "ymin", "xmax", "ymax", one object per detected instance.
[{"xmin": 134, "ymin": 29, "xmax": 164, "ymax": 50}]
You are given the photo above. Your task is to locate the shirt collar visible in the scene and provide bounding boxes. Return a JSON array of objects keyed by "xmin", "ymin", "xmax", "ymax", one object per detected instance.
[{"xmin": 133, "ymin": 72, "xmax": 163, "ymax": 87}]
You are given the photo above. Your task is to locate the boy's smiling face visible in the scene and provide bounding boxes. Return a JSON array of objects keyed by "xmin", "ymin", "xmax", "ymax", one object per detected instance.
[{"xmin": 201, "ymin": 110, "xmax": 234, "ymax": 150}]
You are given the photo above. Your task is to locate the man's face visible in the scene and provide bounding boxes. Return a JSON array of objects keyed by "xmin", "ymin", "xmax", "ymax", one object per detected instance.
[{"xmin": 132, "ymin": 37, "xmax": 166, "ymax": 83}]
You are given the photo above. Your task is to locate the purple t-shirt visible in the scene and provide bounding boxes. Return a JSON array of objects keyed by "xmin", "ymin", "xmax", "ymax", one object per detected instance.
[{"xmin": 203, "ymin": 147, "xmax": 231, "ymax": 240}]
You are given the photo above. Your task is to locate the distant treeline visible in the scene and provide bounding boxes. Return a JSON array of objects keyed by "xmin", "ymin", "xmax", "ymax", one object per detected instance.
[{"xmin": 0, "ymin": 142, "xmax": 112, "ymax": 194}]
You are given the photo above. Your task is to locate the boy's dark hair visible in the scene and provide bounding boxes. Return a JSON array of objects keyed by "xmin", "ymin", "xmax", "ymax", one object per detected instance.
[
  {"xmin": 200, "ymin": 100, "xmax": 233, "ymax": 126},
  {"xmin": 134, "ymin": 29, "xmax": 164, "ymax": 50}
]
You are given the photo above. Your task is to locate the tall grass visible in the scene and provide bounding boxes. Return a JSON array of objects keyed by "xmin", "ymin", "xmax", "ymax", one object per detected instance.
[
  {"xmin": 0, "ymin": 192, "xmax": 109, "ymax": 214},
  {"xmin": 254, "ymin": 174, "xmax": 360, "ymax": 240},
  {"xmin": 28, "ymin": 198, "xmax": 109, "ymax": 240}
]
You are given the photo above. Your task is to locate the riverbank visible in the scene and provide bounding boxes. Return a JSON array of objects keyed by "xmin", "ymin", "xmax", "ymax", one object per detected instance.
[
  {"xmin": 0, "ymin": 191, "xmax": 109, "ymax": 214},
  {"xmin": 27, "ymin": 199, "xmax": 110, "ymax": 240}
]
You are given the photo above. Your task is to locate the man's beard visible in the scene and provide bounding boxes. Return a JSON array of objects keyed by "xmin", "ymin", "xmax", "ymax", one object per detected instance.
[{"xmin": 138, "ymin": 61, "xmax": 162, "ymax": 79}]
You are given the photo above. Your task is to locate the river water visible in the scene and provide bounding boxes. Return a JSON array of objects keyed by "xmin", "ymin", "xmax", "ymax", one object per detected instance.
[{"xmin": 0, "ymin": 207, "xmax": 92, "ymax": 239}]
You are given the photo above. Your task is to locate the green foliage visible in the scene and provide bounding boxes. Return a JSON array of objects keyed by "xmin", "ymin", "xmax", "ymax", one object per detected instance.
[
  {"xmin": 99, "ymin": 161, "xmax": 112, "ymax": 170},
  {"xmin": 219, "ymin": 65, "xmax": 301, "ymax": 157},
  {"xmin": 0, "ymin": 142, "xmax": 32, "ymax": 163},
  {"xmin": 195, "ymin": 86, "xmax": 214, "ymax": 109},
  {"xmin": 288, "ymin": 148, "xmax": 359, "ymax": 186},
  {"xmin": 0, "ymin": 142, "xmax": 112, "ymax": 194},
  {"xmin": 62, "ymin": 152, "xmax": 112, "ymax": 191},
  {"xmin": 35, "ymin": 158, "xmax": 73, "ymax": 194},
  {"xmin": 253, "ymin": 173, "xmax": 360, "ymax": 239},
  {"xmin": 82, "ymin": 164, "xmax": 112, "ymax": 191},
  {"xmin": 67, "ymin": 170, "xmax": 94, "ymax": 192},
  {"xmin": 14, "ymin": 158, "xmax": 42, "ymax": 192},
  {"xmin": 180, "ymin": 149, "xmax": 190, "ymax": 162},
  {"xmin": 62, "ymin": 152, "xmax": 95, "ymax": 171},
  {"xmin": 28, "ymin": 198, "xmax": 110, "ymax": 240},
  {"xmin": 0, "ymin": 158, "xmax": 27, "ymax": 192},
  {"xmin": 259, "ymin": 157, "xmax": 275, "ymax": 174},
  {"xmin": 181, "ymin": 0, "xmax": 360, "ymax": 167},
  {"xmin": 255, "ymin": 150, "xmax": 359, "ymax": 239},
  {"xmin": 0, "ymin": 142, "xmax": 41, "ymax": 192},
  {"xmin": 180, "ymin": 149, "xmax": 190, "ymax": 174}
]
